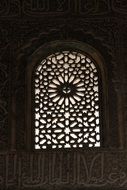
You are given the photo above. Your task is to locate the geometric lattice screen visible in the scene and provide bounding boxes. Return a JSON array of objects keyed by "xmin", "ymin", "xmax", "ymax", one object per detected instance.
[{"xmin": 34, "ymin": 51, "xmax": 101, "ymax": 149}]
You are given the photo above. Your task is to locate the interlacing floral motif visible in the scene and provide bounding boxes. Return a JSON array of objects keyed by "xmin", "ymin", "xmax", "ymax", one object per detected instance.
[{"xmin": 34, "ymin": 51, "xmax": 100, "ymax": 149}]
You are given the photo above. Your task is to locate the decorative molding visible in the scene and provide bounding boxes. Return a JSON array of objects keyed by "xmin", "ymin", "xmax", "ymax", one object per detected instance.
[
  {"xmin": 23, "ymin": 0, "xmax": 71, "ymax": 16},
  {"xmin": 0, "ymin": 151, "xmax": 127, "ymax": 189},
  {"xmin": 1, "ymin": 1, "xmax": 127, "ymax": 18}
]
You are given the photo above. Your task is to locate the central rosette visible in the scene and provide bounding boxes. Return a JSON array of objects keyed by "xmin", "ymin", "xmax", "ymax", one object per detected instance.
[
  {"xmin": 62, "ymin": 85, "xmax": 71, "ymax": 94},
  {"xmin": 49, "ymin": 75, "xmax": 85, "ymax": 105},
  {"xmin": 58, "ymin": 82, "xmax": 76, "ymax": 96}
]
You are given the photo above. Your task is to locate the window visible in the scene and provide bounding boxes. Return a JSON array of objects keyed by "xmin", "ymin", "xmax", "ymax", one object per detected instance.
[{"xmin": 34, "ymin": 50, "xmax": 101, "ymax": 149}]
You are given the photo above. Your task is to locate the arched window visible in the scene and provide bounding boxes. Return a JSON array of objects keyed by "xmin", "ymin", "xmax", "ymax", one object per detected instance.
[{"xmin": 34, "ymin": 50, "xmax": 101, "ymax": 149}]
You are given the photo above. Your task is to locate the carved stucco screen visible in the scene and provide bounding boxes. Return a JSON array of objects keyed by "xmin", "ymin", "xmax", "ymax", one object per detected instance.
[{"xmin": 34, "ymin": 51, "xmax": 100, "ymax": 149}]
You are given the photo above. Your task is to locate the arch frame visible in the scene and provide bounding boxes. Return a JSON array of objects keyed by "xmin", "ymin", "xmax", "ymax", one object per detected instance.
[{"xmin": 26, "ymin": 40, "xmax": 109, "ymax": 151}]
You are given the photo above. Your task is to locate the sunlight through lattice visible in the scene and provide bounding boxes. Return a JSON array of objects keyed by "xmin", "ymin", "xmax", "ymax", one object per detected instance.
[{"xmin": 34, "ymin": 51, "xmax": 101, "ymax": 149}]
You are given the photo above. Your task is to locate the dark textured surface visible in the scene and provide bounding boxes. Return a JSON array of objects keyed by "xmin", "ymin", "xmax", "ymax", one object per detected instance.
[{"xmin": 0, "ymin": 0, "xmax": 127, "ymax": 189}]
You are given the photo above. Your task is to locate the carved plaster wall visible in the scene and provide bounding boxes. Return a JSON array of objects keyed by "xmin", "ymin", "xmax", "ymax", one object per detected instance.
[{"xmin": 0, "ymin": 0, "xmax": 127, "ymax": 189}]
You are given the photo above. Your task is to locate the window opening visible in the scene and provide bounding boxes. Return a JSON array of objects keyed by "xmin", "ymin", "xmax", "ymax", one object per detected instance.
[{"xmin": 34, "ymin": 51, "xmax": 101, "ymax": 149}]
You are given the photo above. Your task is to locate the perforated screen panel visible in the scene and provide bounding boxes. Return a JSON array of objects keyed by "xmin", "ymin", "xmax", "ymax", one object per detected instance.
[{"xmin": 34, "ymin": 51, "xmax": 101, "ymax": 149}]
